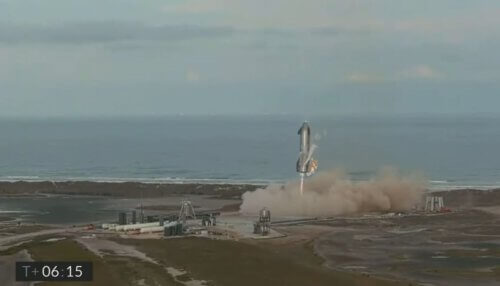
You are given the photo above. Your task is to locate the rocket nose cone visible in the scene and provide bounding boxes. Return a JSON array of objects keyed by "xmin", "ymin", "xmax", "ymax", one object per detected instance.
[{"xmin": 299, "ymin": 122, "xmax": 310, "ymax": 133}]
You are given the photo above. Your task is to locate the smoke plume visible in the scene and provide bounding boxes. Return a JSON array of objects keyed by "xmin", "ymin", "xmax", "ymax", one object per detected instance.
[{"xmin": 240, "ymin": 168, "xmax": 426, "ymax": 217}]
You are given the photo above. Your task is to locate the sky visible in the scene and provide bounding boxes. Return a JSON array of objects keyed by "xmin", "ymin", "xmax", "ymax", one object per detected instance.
[{"xmin": 1, "ymin": 0, "xmax": 500, "ymax": 117}]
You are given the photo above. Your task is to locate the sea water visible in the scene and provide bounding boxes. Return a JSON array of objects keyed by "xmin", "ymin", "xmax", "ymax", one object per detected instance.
[{"xmin": 0, "ymin": 115, "xmax": 499, "ymax": 190}]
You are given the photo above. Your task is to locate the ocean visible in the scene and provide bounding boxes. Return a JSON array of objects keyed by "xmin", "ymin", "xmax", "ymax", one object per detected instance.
[{"xmin": 1, "ymin": 115, "xmax": 499, "ymax": 190}]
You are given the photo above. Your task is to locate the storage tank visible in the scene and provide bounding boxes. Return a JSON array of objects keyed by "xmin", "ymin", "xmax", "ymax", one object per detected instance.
[
  {"xmin": 259, "ymin": 208, "xmax": 271, "ymax": 222},
  {"xmin": 163, "ymin": 222, "xmax": 183, "ymax": 236},
  {"xmin": 139, "ymin": 226, "xmax": 164, "ymax": 233},
  {"xmin": 118, "ymin": 212, "xmax": 127, "ymax": 225},
  {"xmin": 122, "ymin": 222, "xmax": 161, "ymax": 231},
  {"xmin": 102, "ymin": 223, "xmax": 117, "ymax": 230},
  {"xmin": 131, "ymin": 210, "xmax": 137, "ymax": 224}
]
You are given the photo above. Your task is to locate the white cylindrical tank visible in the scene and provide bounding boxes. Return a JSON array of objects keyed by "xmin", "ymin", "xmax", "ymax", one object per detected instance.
[
  {"xmin": 123, "ymin": 222, "xmax": 161, "ymax": 231},
  {"xmin": 104, "ymin": 223, "xmax": 117, "ymax": 229},
  {"xmin": 164, "ymin": 221, "xmax": 178, "ymax": 228},
  {"xmin": 139, "ymin": 226, "xmax": 164, "ymax": 233}
]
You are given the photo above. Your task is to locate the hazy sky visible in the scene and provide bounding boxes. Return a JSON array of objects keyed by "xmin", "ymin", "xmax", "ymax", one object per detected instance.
[{"xmin": 1, "ymin": 0, "xmax": 499, "ymax": 117}]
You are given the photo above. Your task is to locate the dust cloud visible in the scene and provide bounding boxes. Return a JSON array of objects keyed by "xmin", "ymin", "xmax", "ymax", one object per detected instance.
[{"xmin": 240, "ymin": 168, "xmax": 426, "ymax": 217}]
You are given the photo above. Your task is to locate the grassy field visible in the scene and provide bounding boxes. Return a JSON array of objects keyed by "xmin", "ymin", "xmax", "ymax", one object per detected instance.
[
  {"xmin": 0, "ymin": 224, "xmax": 53, "ymax": 235},
  {"xmin": 0, "ymin": 216, "xmax": 13, "ymax": 222},
  {"xmin": 1, "ymin": 235, "xmax": 415, "ymax": 285},
  {"xmin": 118, "ymin": 237, "xmax": 411, "ymax": 286},
  {"xmin": 1, "ymin": 238, "xmax": 180, "ymax": 286}
]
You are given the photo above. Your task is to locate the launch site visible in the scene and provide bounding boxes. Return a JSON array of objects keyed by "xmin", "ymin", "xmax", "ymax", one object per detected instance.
[
  {"xmin": 1, "ymin": 122, "xmax": 500, "ymax": 286},
  {"xmin": 2, "ymin": 1, "xmax": 500, "ymax": 285}
]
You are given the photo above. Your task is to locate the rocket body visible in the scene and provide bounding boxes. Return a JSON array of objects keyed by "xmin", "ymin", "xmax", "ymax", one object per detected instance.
[{"xmin": 296, "ymin": 122, "xmax": 313, "ymax": 174}]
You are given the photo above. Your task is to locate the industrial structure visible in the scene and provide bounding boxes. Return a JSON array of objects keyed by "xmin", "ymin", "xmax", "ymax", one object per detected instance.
[
  {"xmin": 118, "ymin": 212, "xmax": 127, "ymax": 225},
  {"xmin": 104, "ymin": 200, "xmax": 222, "ymax": 238},
  {"xmin": 425, "ymin": 196, "xmax": 445, "ymax": 212},
  {"xmin": 178, "ymin": 200, "xmax": 197, "ymax": 224},
  {"xmin": 201, "ymin": 214, "xmax": 217, "ymax": 226},
  {"xmin": 253, "ymin": 207, "xmax": 271, "ymax": 236},
  {"xmin": 164, "ymin": 222, "xmax": 184, "ymax": 236},
  {"xmin": 131, "ymin": 210, "xmax": 137, "ymax": 224}
]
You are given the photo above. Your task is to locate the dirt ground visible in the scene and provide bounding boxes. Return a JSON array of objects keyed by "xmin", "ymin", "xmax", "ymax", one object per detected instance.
[
  {"xmin": 117, "ymin": 237, "xmax": 409, "ymax": 286},
  {"xmin": 1, "ymin": 187, "xmax": 500, "ymax": 286},
  {"xmin": 0, "ymin": 181, "xmax": 259, "ymax": 199},
  {"xmin": 284, "ymin": 209, "xmax": 500, "ymax": 286}
]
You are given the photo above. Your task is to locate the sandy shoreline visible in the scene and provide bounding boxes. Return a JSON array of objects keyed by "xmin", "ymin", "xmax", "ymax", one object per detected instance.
[
  {"xmin": 2, "ymin": 181, "xmax": 500, "ymax": 208},
  {"xmin": 0, "ymin": 181, "xmax": 261, "ymax": 199}
]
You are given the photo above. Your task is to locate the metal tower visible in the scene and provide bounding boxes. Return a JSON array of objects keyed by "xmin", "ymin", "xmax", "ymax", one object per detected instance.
[{"xmin": 178, "ymin": 200, "xmax": 197, "ymax": 224}]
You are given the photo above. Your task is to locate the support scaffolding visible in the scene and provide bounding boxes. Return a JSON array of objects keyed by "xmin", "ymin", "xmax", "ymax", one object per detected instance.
[
  {"xmin": 253, "ymin": 207, "xmax": 271, "ymax": 236},
  {"xmin": 178, "ymin": 200, "xmax": 197, "ymax": 224},
  {"xmin": 425, "ymin": 196, "xmax": 444, "ymax": 212}
]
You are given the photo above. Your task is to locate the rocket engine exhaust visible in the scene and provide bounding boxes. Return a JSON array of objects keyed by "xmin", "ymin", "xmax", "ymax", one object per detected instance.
[{"xmin": 240, "ymin": 168, "xmax": 426, "ymax": 217}]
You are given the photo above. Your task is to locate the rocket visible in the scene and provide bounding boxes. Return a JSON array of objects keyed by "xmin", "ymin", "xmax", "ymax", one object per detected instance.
[{"xmin": 296, "ymin": 122, "xmax": 318, "ymax": 175}]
